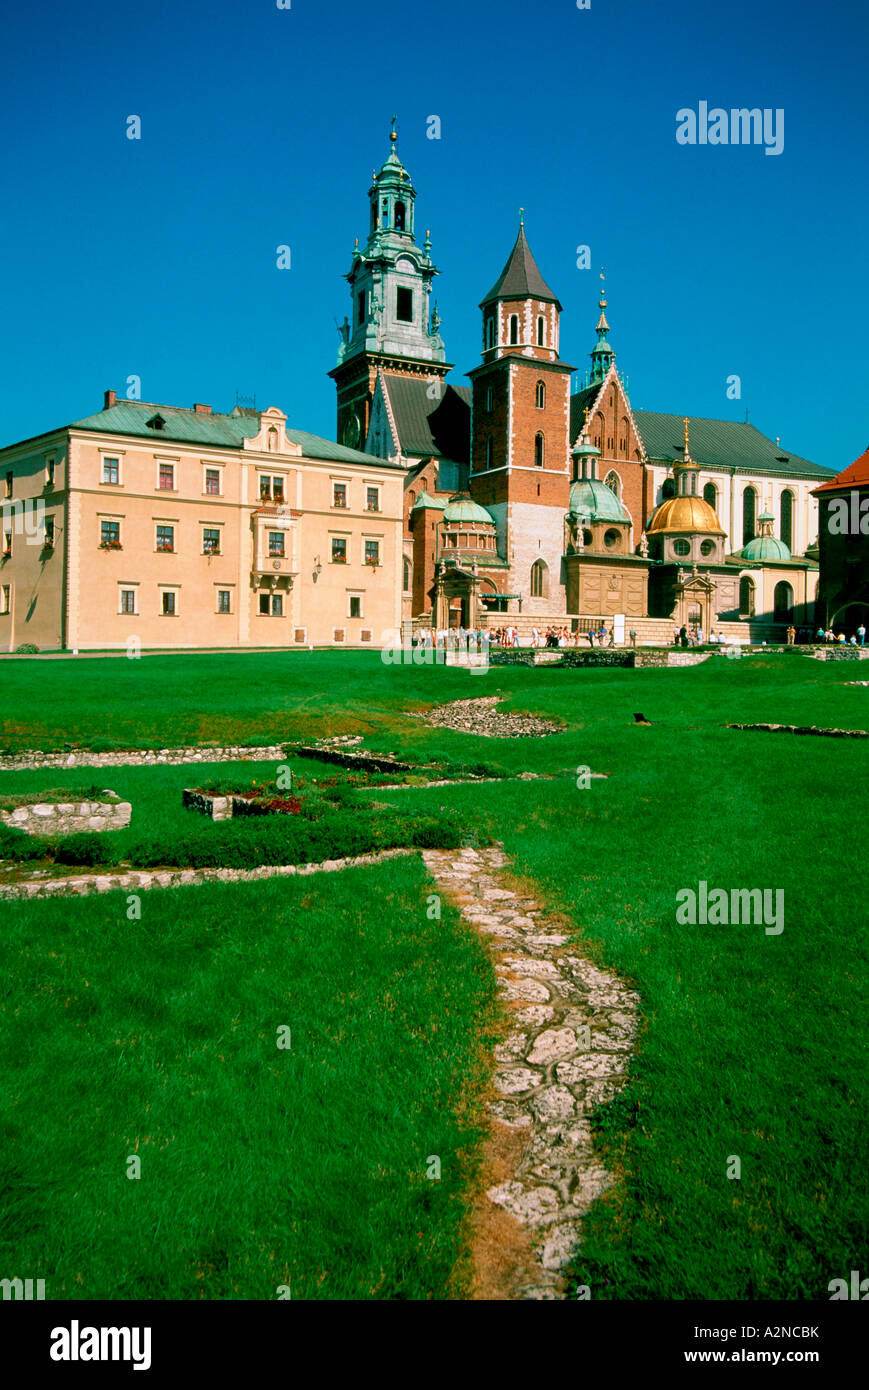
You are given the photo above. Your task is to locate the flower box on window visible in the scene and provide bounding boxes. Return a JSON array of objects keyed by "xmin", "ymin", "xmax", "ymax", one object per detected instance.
[{"xmin": 100, "ymin": 540, "xmax": 123, "ymax": 551}]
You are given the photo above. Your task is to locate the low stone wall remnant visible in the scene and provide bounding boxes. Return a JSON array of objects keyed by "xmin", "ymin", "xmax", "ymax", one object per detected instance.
[
  {"xmin": 0, "ymin": 745, "xmax": 288, "ymax": 773},
  {"xmin": 0, "ymin": 798, "xmax": 132, "ymax": 836}
]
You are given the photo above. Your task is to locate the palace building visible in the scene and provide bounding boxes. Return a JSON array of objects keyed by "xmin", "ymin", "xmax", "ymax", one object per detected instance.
[
  {"xmin": 335, "ymin": 127, "xmax": 835, "ymax": 641},
  {"xmin": 0, "ymin": 395, "xmax": 403, "ymax": 652}
]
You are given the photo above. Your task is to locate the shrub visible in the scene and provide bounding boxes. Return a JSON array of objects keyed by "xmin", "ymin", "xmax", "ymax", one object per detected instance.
[
  {"xmin": 0, "ymin": 822, "xmax": 51, "ymax": 862},
  {"xmin": 15, "ymin": 643, "xmax": 39, "ymax": 654}
]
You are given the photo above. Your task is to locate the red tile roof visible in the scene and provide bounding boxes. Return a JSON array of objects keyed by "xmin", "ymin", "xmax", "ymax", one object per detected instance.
[{"xmin": 813, "ymin": 447, "xmax": 869, "ymax": 493}]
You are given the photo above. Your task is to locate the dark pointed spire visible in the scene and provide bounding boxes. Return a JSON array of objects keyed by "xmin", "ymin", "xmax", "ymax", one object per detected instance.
[{"xmin": 480, "ymin": 223, "xmax": 561, "ymax": 309}]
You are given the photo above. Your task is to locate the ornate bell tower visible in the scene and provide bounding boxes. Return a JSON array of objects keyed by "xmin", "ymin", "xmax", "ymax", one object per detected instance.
[{"xmin": 329, "ymin": 119, "xmax": 451, "ymax": 451}]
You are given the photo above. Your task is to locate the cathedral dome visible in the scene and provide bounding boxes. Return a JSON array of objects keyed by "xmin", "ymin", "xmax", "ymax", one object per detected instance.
[
  {"xmin": 646, "ymin": 495, "xmax": 725, "ymax": 535},
  {"xmin": 568, "ymin": 478, "xmax": 630, "ymax": 523},
  {"xmin": 443, "ymin": 494, "xmax": 495, "ymax": 526},
  {"xmin": 740, "ymin": 514, "xmax": 792, "ymax": 561}
]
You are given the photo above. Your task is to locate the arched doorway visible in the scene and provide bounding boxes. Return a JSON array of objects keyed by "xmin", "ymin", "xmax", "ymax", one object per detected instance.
[
  {"xmin": 773, "ymin": 581, "xmax": 793, "ymax": 622},
  {"xmin": 739, "ymin": 576, "xmax": 756, "ymax": 617}
]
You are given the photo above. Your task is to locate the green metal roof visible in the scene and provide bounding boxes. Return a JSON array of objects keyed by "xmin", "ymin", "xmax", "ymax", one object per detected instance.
[
  {"xmin": 411, "ymin": 490, "xmax": 446, "ymax": 511},
  {"xmin": 568, "ymin": 478, "xmax": 631, "ymax": 523},
  {"xmin": 740, "ymin": 534, "xmax": 793, "ymax": 562},
  {"xmin": 443, "ymin": 494, "xmax": 495, "ymax": 525},
  {"xmin": 631, "ymin": 410, "xmax": 832, "ymax": 478},
  {"xmin": 69, "ymin": 399, "xmax": 401, "ymax": 468}
]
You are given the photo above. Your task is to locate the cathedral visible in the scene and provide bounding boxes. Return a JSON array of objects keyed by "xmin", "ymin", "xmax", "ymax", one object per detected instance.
[{"xmin": 331, "ymin": 126, "xmax": 833, "ymax": 642}]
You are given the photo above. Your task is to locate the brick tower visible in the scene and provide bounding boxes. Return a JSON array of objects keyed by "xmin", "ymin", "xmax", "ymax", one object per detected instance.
[{"xmin": 468, "ymin": 218, "xmax": 573, "ymax": 613}]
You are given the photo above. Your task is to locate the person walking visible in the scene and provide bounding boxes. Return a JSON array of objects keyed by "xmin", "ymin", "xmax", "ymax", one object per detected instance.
[
  {"xmin": 858, "ymin": 623, "xmax": 866, "ymax": 647},
  {"xmin": 786, "ymin": 624, "xmax": 796, "ymax": 645}
]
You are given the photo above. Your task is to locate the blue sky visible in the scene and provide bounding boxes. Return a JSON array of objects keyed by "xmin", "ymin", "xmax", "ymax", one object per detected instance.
[{"xmin": 0, "ymin": 0, "xmax": 866, "ymax": 469}]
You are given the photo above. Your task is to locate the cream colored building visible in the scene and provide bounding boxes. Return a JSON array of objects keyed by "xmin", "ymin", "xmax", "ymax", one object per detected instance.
[{"xmin": 0, "ymin": 393, "xmax": 404, "ymax": 651}]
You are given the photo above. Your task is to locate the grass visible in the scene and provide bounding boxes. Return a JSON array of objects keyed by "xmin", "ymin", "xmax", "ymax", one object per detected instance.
[
  {"xmin": 0, "ymin": 857, "xmax": 499, "ymax": 1300},
  {"xmin": 1, "ymin": 649, "xmax": 867, "ymax": 1299}
]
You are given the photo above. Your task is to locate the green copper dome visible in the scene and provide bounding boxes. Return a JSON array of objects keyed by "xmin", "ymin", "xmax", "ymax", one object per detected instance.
[
  {"xmin": 443, "ymin": 494, "xmax": 495, "ymax": 525},
  {"xmin": 568, "ymin": 478, "xmax": 630, "ymax": 523},
  {"xmin": 740, "ymin": 513, "xmax": 792, "ymax": 562},
  {"xmin": 740, "ymin": 534, "xmax": 792, "ymax": 562}
]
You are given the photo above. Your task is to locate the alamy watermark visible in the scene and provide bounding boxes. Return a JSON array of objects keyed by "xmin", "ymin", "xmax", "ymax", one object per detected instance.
[
  {"xmin": 676, "ymin": 881, "xmax": 784, "ymax": 935},
  {"xmin": 1, "ymin": 499, "xmax": 47, "ymax": 543},
  {"xmin": 676, "ymin": 103, "xmax": 784, "ymax": 156}
]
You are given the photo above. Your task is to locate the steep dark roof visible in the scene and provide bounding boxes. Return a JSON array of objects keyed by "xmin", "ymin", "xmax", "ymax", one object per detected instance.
[
  {"xmin": 480, "ymin": 226, "xmax": 561, "ymax": 309},
  {"xmin": 382, "ymin": 375, "xmax": 470, "ymax": 462}
]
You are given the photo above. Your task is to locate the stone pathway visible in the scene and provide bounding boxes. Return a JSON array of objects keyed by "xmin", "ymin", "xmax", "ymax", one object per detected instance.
[
  {"xmin": 422, "ymin": 844, "xmax": 639, "ymax": 1300},
  {"xmin": 0, "ymin": 744, "xmax": 289, "ymax": 772}
]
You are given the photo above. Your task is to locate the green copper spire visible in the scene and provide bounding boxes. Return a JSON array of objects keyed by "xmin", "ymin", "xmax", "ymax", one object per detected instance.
[{"xmin": 589, "ymin": 268, "xmax": 616, "ymax": 383}]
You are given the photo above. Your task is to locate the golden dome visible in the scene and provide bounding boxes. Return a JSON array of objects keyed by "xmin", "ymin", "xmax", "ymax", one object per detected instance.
[{"xmin": 646, "ymin": 495, "xmax": 725, "ymax": 536}]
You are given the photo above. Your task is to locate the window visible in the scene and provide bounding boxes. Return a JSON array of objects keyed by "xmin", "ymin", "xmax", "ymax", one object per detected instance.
[
  {"xmin": 739, "ymin": 576, "xmax": 756, "ymax": 617},
  {"xmin": 258, "ymin": 592, "xmax": 282, "ymax": 616},
  {"xmin": 0, "ymin": 585, "xmax": 9, "ymax": 614},
  {"xmin": 217, "ymin": 589, "xmax": 232, "ymax": 614},
  {"xmin": 534, "ymin": 433, "xmax": 545, "ymax": 467},
  {"xmin": 45, "ymin": 457, "xmax": 56, "ymax": 487},
  {"xmin": 530, "ymin": 559, "xmax": 549, "ymax": 598},
  {"xmin": 333, "ymin": 628, "xmax": 346, "ymax": 643},
  {"xmin": 357, "ymin": 291, "xmax": 366, "ymax": 327},
  {"xmin": 661, "ymin": 478, "xmax": 676, "ymax": 501},
  {"xmin": 604, "ymin": 470, "xmax": 621, "ymax": 498},
  {"xmin": 780, "ymin": 489, "xmax": 794, "ymax": 549},
  {"xmin": 260, "ymin": 475, "xmax": 285, "ymax": 503},
  {"xmin": 403, "ymin": 557, "xmax": 411, "ymax": 591},
  {"xmin": 537, "ymin": 316, "xmax": 544, "ymax": 346},
  {"xmin": 486, "ymin": 386, "xmax": 493, "ymax": 411},
  {"xmin": 102, "ymin": 458, "xmax": 120, "ymax": 485},
  {"xmin": 120, "ymin": 588, "xmax": 137, "ymax": 615},
  {"xmin": 203, "ymin": 528, "xmax": 220, "ymax": 554},
  {"xmin": 259, "ymin": 593, "xmax": 270, "ymax": 615},
  {"xmin": 395, "ymin": 199, "xmax": 406, "ymax": 231},
  {"xmin": 272, "ymin": 594, "xmax": 283, "ymax": 617},
  {"xmin": 509, "ymin": 315, "xmax": 519, "ymax": 345},
  {"xmin": 703, "ymin": 482, "xmax": 718, "ymax": 509},
  {"xmin": 365, "ymin": 540, "xmax": 380, "ymax": 566},
  {"xmin": 333, "ymin": 483, "xmax": 348, "ymax": 508},
  {"xmin": 100, "ymin": 520, "xmax": 120, "ymax": 549},
  {"xmin": 700, "ymin": 539, "xmax": 716, "ymax": 557},
  {"xmin": 396, "ymin": 287, "xmax": 413, "ymax": 322},
  {"xmin": 349, "ymin": 596, "xmax": 362, "ymax": 618},
  {"xmin": 161, "ymin": 591, "xmax": 177, "ymax": 616},
  {"xmin": 331, "ymin": 537, "xmax": 347, "ymax": 564},
  {"xmin": 604, "ymin": 528, "xmax": 622, "ymax": 550},
  {"xmin": 268, "ymin": 531, "xmax": 285, "ymax": 557},
  {"xmin": 158, "ymin": 463, "xmax": 175, "ymax": 490},
  {"xmin": 3, "ymin": 531, "xmax": 12, "ymax": 557},
  {"xmin": 672, "ymin": 538, "xmax": 691, "ymax": 557},
  {"xmin": 743, "ymin": 486, "xmax": 757, "ymax": 546},
  {"xmin": 366, "ymin": 486, "xmax": 380, "ymax": 512},
  {"xmin": 485, "ymin": 318, "xmax": 495, "ymax": 350},
  {"xmin": 535, "ymin": 381, "xmax": 545, "ymax": 409},
  {"xmin": 205, "ymin": 468, "xmax": 221, "ymax": 495},
  {"xmin": 156, "ymin": 525, "xmax": 174, "ymax": 553},
  {"xmin": 486, "ymin": 438, "xmax": 493, "ymax": 469},
  {"xmin": 44, "ymin": 518, "xmax": 55, "ymax": 548},
  {"xmin": 4, "ymin": 472, "xmax": 11, "ymax": 498}
]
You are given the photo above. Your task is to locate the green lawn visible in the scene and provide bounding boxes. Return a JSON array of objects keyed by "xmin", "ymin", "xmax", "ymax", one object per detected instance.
[
  {"xmin": 0, "ymin": 857, "xmax": 497, "ymax": 1300},
  {"xmin": 1, "ymin": 649, "xmax": 867, "ymax": 1299}
]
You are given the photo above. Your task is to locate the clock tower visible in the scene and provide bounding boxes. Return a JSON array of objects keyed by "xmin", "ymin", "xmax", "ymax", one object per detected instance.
[{"xmin": 329, "ymin": 120, "xmax": 451, "ymax": 450}]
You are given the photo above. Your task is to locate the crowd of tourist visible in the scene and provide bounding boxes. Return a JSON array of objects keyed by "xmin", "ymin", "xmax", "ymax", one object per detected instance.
[{"xmin": 411, "ymin": 619, "xmax": 868, "ymax": 650}]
